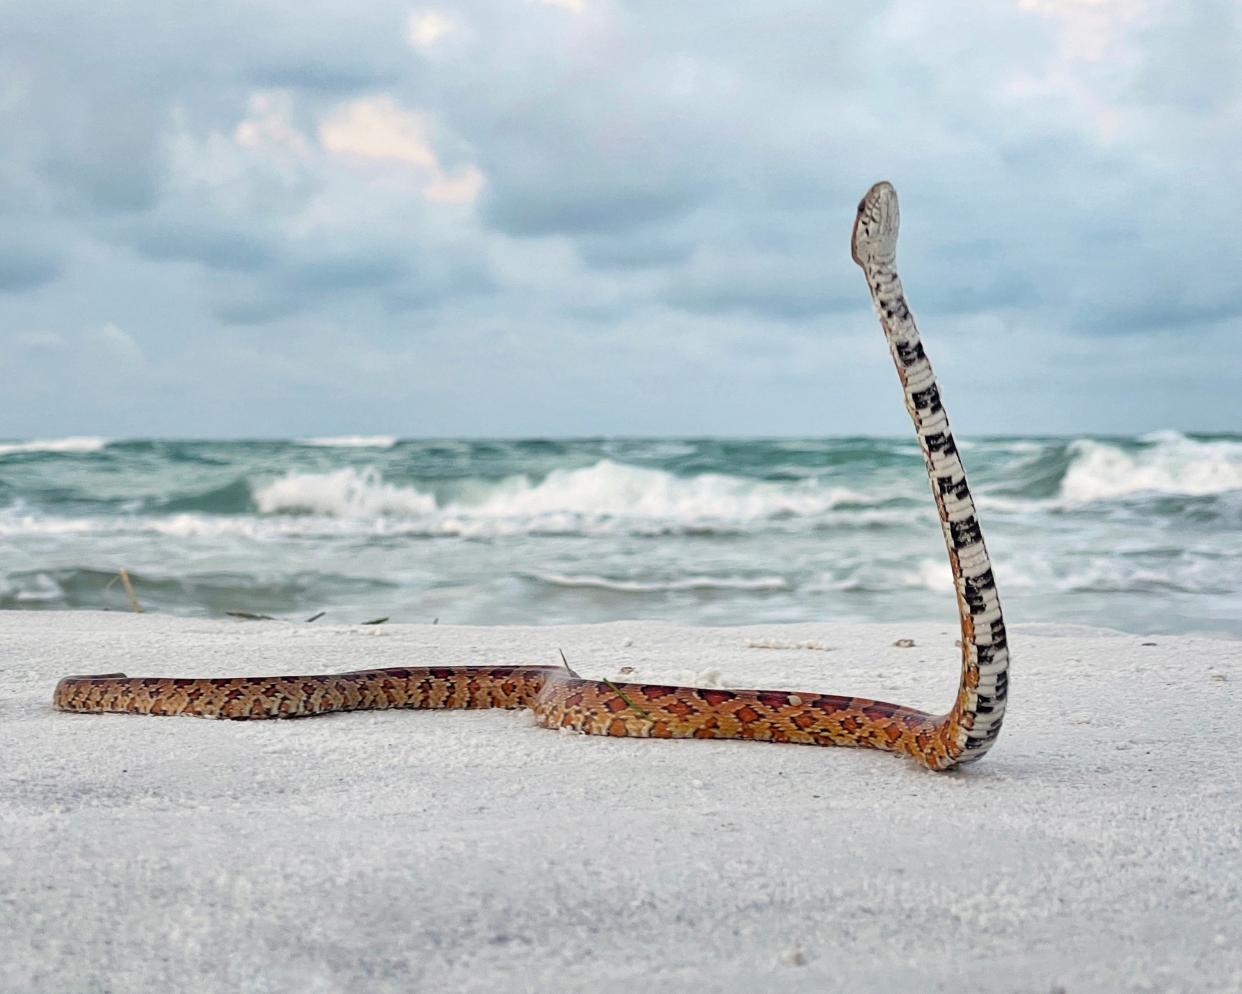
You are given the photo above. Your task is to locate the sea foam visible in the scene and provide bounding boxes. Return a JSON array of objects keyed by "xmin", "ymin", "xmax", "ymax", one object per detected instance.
[
  {"xmin": 298, "ymin": 436, "xmax": 398, "ymax": 449},
  {"xmin": 251, "ymin": 459, "xmax": 869, "ymax": 529},
  {"xmin": 254, "ymin": 467, "xmax": 436, "ymax": 517},
  {"xmin": 0, "ymin": 437, "xmax": 109, "ymax": 456},
  {"xmin": 1060, "ymin": 432, "xmax": 1242, "ymax": 502}
]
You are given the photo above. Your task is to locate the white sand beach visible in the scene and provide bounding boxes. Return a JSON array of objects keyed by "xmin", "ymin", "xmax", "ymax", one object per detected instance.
[{"xmin": 2, "ymin": 611, "xmax": 1239, "ymax": 993}]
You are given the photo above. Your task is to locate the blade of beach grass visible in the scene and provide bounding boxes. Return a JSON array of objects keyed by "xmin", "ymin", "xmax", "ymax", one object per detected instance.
[{"xmin": 103, "ymin": 568, "xmax": 143, "ymax": 613}]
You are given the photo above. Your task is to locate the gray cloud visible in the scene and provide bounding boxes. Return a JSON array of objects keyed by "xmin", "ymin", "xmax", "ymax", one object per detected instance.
[
  {"xmin": 211, "ymin": 293, "xmax": 301, "ymax": 327},
  {"xmin": 485, "ymin": 181, "xmax": 699, "ymax": 238},
  {"xmin": 663, "ymin": 249, "xmax": 858, "ymax": 320},
  {"xmin": 575, "ymin": 235, "xmax": 693, "ymax": 271},
  {"xmin": 0, "ymin": 245, "xmax": 62, "ymax": 293},
  {"xmin": 247, "ymin": 64, "xmax": 400, "ymax": 94},
  {"xmin": 128, "ymin": 222, "xmax": 278, "ymax": 272},
  {"xmin": 279, "ymin": 250, "xmax": 410, "ymax": 293}
]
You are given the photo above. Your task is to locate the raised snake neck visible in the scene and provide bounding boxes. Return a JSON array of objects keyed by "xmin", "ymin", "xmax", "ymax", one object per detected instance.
[{"xmin": 851, "ymin": 180, "xmax": 1008, "ymax": 763}]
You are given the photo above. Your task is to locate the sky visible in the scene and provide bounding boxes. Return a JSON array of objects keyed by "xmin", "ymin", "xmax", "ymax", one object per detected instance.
[{"xmin": 1, "ymin": 0, "xmax": 1240, "ymax": 438}]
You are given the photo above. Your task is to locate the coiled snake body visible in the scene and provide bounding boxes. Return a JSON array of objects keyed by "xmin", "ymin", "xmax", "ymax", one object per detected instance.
[{"xmin": 54, "ymin": 182, "xmax": 1009, "ymax": 771}]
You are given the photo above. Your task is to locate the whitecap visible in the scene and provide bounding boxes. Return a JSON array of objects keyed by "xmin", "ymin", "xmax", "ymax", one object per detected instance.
[
  {"xmin": 297, "ymin": 435, "xmax": 398, "ymax": 448},
  {"xmin": 901, "ymin": 558, "xmax": 956, "ymax": 593},
  {"xmin": 0, "ymin": 514, "xmax": 104, "ymax": 536},
  {"xmin": 448, "ymin": 460, "xmax": 868, "ymax": 522},
  {"xmin": 13, "ymin": 572, "xmax": 65, "ymax": 602},
  {"xmin": 253, "ymin": 467, "xmax": 436, "ymax": 517},
  {"xmin": 1060, "ymin": 433, "xmax": 1242, "ymax": 502},
  {"xmin": 0, "ymin": 436, "xmax": 109, "ymax": 456}
]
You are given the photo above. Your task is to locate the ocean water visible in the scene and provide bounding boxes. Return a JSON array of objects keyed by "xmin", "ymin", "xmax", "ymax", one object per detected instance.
[{"xmin": 2, "ymin": 432, "xmax": 1239, "ymax": 635}]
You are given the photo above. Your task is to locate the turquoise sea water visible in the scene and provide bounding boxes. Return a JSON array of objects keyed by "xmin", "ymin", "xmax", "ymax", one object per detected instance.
[{"xmin": 2, "ymin": 432, "xmax": 1239, "ymax": 635}]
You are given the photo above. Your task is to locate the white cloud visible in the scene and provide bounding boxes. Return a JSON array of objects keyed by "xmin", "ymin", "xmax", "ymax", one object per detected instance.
[
  {"xmin": 533, "ymin": 0, "xmax": 586, "ymax": 12},
  {"xmin": 1010, "ymin": 0, "xmax": 1155, "ymax": 142},
  {"xmin": 90, "ymin": 323, "xmax": 144, "ymax": 364},
  {"xmin": 318, "ymin": 96, "xmax": 438, "ymax": 168},
  {"xmin": 407, "ymin": 10, "xmax": 457, "ymax": 50},
  {"xmin": 423, "ymin": 165, "xmax": 485, "ymax": 204},
  {"xmin": 12, "ymin": 330, "xmax": 67, "ymax": 350},
  {"xmin": 1018, "ymin": 0, "xmax": 1150, "ymax": 63},
  {"xmin": 233, "ymin": 92, "xmax": 311, "ymax": 156},
  {"xmin": 318, "ymin": 95, "xmax": 485, "ymax": 203}
]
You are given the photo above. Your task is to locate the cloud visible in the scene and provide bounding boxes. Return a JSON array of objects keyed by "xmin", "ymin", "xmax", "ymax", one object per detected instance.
[
  {"xmin": 1018, "ymin": 0, "xmax": 1149, "ymax": 63},
  {"xmin": 247, "ymin": 64, "xmax": 398, "ymax": 94},
  {"xmin": 407, "ymin": 10, "xmax": 457, "ymax": 50},
  {"xmin": 0, "ymin": 245, "xmax": 63, "ymax": 292},
  {"xmin": 318, "ymin": 95, "xmax": 485, "ymax": 202},
  {"xmin": 234, "ymin": 92, "xmax": 314, "ymax": 157},
  {"xmin": 663, "ymin": 248, "xmax": 858, "ymax": 320},
  {"xmin": 319, "ymin": 96, "xmax": 439, "ymax": 168},
  {"xmin": 38, "ymin": 89, "xmax": 168, "ymax": 212},
  {"xmin": 90, "ymin": 322, "xmax": 144, "ymax": 363},
  {"xmin": 533, "ymin": 0, "xmax": 586, "ymax": 12},
  {"xmin": 206, "ymin": 248, "xmax": 411, "ymax": 325},
  {"xmin": 12, "ymin": 329, "xmax": 67, "ymax": 350},
  {"xmin": 127, "ymin": 221, "xmax": 277, "ymax": 271},
  {"xmin": 576, "ymin": 234, "xmax": 693, "ymax": 270},
  {"xmin": 484, "ymin": 179, "xmax": 698, "ymax": 237}
]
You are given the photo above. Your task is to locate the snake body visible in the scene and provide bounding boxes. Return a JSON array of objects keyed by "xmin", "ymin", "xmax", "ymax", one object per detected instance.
[{"xmin": 54, "ymin": 182, "xmax": 1009, "ymax": 771}]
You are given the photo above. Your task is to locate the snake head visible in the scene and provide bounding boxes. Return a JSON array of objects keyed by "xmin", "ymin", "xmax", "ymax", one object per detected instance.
[{"xmin": 851, "ymin": 181, "xmax": 900, "ymax": 269}]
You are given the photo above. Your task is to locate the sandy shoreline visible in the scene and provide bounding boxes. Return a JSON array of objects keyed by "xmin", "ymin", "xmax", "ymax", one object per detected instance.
[{"xmin": 2, "ymin": 611, "xmax": 1239, "ymax": 993}]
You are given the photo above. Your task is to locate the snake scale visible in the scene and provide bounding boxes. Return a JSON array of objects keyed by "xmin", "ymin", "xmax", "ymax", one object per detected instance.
[{"xmin": 54, "ymin": 182, "xmax": 1009, "ymax": 771}]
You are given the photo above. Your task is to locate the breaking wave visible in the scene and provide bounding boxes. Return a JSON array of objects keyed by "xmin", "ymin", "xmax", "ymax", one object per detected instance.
[
  {"xmin": 251, "ymin": 460, "xmax": 871, "ymax": 529},
  {"xmin": 254, "ymin": 467, "xmax": 436, "ymax": 517},
  {"xmin": 1059, "ymin": 431, "xmax": 1242, "ymax": 503}
]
